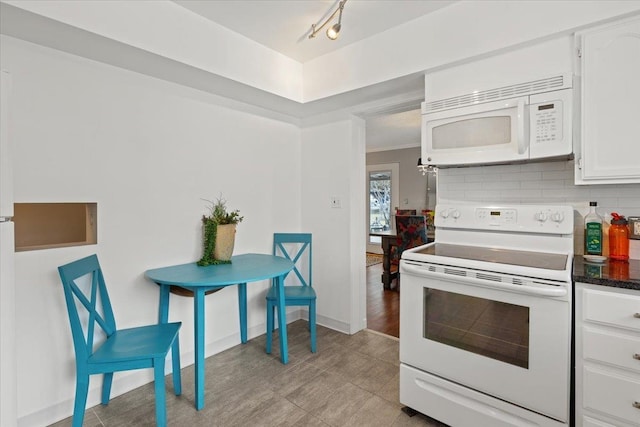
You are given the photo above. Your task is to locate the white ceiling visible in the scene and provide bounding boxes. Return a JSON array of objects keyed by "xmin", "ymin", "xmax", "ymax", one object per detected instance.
[
  {"xmin": 365, "ymin": 108, "xmax": 422, "ymax": 152},
  {"xmin": 172, "ymin": 1, "xmax": 455, "ymax": 152},
  {"xmin": 173, "ymin": 0, "xmax": 457, "ymax": 63}
]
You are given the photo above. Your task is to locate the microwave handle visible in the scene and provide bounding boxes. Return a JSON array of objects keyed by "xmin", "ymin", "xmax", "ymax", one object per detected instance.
[{"xmin": 517, "ymin": 99, "xmax": 527, "ymax": 154}]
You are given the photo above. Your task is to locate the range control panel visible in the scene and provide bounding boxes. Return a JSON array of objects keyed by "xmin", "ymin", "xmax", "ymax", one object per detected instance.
[{"xmin": 436, "ymin": 204, "xmax": 574, "ymax": 234}]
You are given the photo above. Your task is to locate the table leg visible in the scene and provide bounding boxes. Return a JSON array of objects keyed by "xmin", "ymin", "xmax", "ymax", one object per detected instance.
[
  {"xmin": 380, "ymin": 235, "xmax": 395, "ymax": 290},
  {"xmin": 194, "ymin": 288, "xmax": 206, "ymax": 410},
  {"xmin": 275, "ymin": 274, "xmax": 288, "ymax": 364},
  {"xmin": 158, "ymin": 284, "xmax": 170, "ymax": 323},
  {"xmin": 237, "ymin": 282, "xmax": 247, "ymax": 344}
]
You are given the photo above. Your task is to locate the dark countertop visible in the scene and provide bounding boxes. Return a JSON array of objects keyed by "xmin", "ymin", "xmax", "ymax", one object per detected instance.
[{"xmin": 573, "ymin": 256, "xmax": 640, "ymax": 291}]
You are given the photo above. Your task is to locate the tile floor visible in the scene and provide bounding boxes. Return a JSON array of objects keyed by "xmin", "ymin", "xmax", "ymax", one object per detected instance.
[{"xmin": 51, "ymin": 320, "xmax": 447, "ymax": 426}]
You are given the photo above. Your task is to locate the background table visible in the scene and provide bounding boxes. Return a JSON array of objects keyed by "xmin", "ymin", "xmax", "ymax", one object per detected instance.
[
  {"xmin": 369, "ymin": 230, "xmax": 399, "ymax": 289},
  {"xmin": 369, "ymin": 229, "xmax": 434, "ymax": 289},
  {"xmin": 145, "ymin": 253, "xmax": 294, "ymax": 410}
]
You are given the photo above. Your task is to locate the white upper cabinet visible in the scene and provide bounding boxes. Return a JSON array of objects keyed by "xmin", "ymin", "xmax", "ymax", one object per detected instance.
[{"xmin": 575, "ymin": 16, "xmax": 640, "ymax": 185}]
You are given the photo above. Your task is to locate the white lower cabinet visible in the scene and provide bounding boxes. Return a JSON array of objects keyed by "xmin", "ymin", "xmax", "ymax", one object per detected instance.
[{"xmin": 575, "ymin": 283, "xmax": 640, "ymax": 427}]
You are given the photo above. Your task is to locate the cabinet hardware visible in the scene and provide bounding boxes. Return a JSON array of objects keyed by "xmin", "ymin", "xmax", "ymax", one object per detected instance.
[
  {"xmin": 634, "ymin": 401, "xmax": 640, "ymax": 409},
  {"xmin": 635, "ymin": 313, "xmax": 640, "ymax": 318},
  {"xmin": 635, "ymin": 354, "xmax": 640, "ymax": 360}
]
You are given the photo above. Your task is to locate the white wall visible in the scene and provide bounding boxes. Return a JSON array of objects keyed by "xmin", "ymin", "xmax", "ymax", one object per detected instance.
[
  {"xmin": 1, "ymin": 36, "xmax": 303, "ymax": 426},
  {"xmin": 3, "ymin": 0, "xmax": 304, "ymax": 102},
  {"xmin": 300, "ymin": 118, "xmax": 367, "ymax": 334}
]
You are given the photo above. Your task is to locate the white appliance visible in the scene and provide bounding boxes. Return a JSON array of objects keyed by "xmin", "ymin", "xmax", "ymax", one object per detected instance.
[
  {"xmin": 421, "ymin": 75, "xmax": 573, "ymax": 167},
  {"xmin": 399, "ymin": 203, "xmax": 574, "ymax": 427},
  {"xmin": 0, "ymin": 69, "xmax": 17, "ymax": 427}
]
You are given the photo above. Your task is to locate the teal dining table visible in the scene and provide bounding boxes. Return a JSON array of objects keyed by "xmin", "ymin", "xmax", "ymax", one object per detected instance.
[{"xmin": 145, "ymin": 253, "xmax": 294, "ymax": 410}]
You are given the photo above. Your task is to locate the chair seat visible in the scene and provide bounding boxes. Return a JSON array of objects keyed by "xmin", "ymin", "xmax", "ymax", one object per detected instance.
[
  {"xmin": 89, "ymin": 322, "xmax": 181, "ymax": 364},
  {"xmin": 265, "ymin": 285, "xmax": 316, "ymax": 302}
]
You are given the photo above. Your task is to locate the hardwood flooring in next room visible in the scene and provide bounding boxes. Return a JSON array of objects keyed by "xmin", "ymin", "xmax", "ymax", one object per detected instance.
[{"xmin": 367, "ymin": 261, "xmax": 400, "ymax": 338}]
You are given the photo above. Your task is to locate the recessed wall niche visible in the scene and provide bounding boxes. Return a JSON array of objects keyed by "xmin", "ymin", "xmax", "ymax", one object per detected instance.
[{"xmin": 14, "ymin": 203, "xmax": 97, "ymax": 251}]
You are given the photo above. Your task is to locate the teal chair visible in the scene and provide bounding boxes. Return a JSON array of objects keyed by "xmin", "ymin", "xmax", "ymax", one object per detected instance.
[
  {"xmin": 266, "ymin": 233, "xmax": 317, "ymax": 353},
  {"xmin": 57, "ymin": 254, "xmax": 182, "ymax": 427}
]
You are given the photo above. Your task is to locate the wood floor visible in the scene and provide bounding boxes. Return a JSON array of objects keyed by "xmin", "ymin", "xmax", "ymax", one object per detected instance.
[{"xmin": 366, "ymin": 261, "xmax": 400, "ymax": 338}]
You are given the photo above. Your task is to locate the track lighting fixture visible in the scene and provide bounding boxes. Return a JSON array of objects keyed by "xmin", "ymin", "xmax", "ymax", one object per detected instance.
[{"xmin": 309, "ymin": 0, "xmax": 347, "ymax": 40}]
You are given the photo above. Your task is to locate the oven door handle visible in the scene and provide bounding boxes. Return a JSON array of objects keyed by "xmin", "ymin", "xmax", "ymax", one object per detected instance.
[{"xmin": 402, "ymin": 263, "xmax": 568, "ymax": 297}]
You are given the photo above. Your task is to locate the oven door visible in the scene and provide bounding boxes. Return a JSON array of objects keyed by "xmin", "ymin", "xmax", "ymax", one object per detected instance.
[{"xmin": 399, "ymin": 260, "xmax": 570, "ymax": 422}]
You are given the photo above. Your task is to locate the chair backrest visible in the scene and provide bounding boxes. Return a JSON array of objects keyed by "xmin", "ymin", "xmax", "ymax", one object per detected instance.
[
  {"xmin": 395, "ymin": 209, "xmax": 417, "ymax": 216},
  {"xmin": 57, "ymin": 254, "xmax": 116, "ymax": 363},
  {"xmin": 421, "ymin": 209, "xmax": 435, "ymax": 229},
  {"xmin": 395, "ymin": 215, "xmax": 428, "ymax": 256},
  {"xmin": 273, "ymin": 233, "xmax": 312, "ymax": 288}
]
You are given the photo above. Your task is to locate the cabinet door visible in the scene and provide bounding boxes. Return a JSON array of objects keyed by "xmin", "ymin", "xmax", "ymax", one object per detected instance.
[{"xmin": 577, "ymin": 17, "xmax": 640, "ymax": 184}]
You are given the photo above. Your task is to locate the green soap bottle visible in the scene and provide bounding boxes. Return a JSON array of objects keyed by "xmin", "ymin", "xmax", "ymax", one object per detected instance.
[{"xmin": 584, "ymin": 201, "xmax": 603, "ymax": 256}]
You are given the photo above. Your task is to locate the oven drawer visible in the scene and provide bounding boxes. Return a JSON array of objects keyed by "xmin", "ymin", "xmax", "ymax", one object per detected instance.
[
  {"xmin": 583, "ymin": 327, "xmax": 640, "ymax": 374},
  {"xmin": 400, "ymin": 364, "xmax": 566, "ymax": 427},
  {"xmin": 583, "ymin": 289, "xmax": 640, "ymax": 332},
  {"xmin": 582, "ymin": 416, "xmax": 619, "ymax": 427},
  {"xmin": 583, "ymin": 366, "xmax": 640, "ymax": 425}
]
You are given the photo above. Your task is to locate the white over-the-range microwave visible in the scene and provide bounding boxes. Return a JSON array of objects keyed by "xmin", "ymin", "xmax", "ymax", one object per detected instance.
[{"xmin": 421, "ymin": 74, "xmax": 573, "ymax": 168}]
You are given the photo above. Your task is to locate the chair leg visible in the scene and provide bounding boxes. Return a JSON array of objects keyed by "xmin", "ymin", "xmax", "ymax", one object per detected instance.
[
  {"xmin": 72, "ymin": 374, "xmax": 90, "ymax": 427},
  {"xmin": 171, "ymin": 336, "xmax": 182, "ymax": 396},
  {"xmin": 266, "ymin": 300, "xmax": 274, "ymax": 354},
  {"xmin": 309, "ymin": 300, "xmax": 317, "ymax": 353},
  {"xmin": 101, "ymin": 372, "xmax": 113, "ymax": 405},
  {"xmin": 153, "ymin": 359, "xmax": 167, "ymax": 427}
]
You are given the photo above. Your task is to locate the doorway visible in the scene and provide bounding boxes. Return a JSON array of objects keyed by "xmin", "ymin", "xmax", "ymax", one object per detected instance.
[{"xmin": 366, "ymin": 162, "xmax": 399, "ymax": 254}]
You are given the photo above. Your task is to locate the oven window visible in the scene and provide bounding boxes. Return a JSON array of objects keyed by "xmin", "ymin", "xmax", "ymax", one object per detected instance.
[{"xmin": 423, "ymin": 288, "xmax": 529, "ymax": 369}]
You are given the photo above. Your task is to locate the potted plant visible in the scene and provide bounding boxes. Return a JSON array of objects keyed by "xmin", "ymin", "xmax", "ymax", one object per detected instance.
[{"xmin": 197, "ymin": 196, "xmax": 244, "ymax": 266}]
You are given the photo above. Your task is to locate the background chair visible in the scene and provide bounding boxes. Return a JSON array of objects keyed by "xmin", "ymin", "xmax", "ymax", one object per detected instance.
[
  {"xmin": 386, "ymin": 209, "xmax": 418, "ymax": 285},
  {"xmin": 57, "ymin": 254, "xmax": 181, "ymax": 427},
  {"xmin": 390, "ymin": 215, "xmax": 429, "ymax": 290},
  {"xmin": 395, "ymin": 208, "xmax": 417, "ymax": 215},
  {"xmin": 266, "ymin": 233, "xmax": 316, "ymax": 354}
]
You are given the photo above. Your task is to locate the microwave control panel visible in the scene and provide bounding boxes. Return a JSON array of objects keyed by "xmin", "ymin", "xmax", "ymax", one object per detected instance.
[
  {"xmin": 532, "ymin": 101, "xmax": 563, "ymax": 144},
  {"xmin": 529, "ymin": 88, "xmax": 573, "ymax": 159}
]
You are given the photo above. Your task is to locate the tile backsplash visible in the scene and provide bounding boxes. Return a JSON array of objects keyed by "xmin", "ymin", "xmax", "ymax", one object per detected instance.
[{"xmin": 436, "ymin": 160, "xmax": 640, "ymax": 258}]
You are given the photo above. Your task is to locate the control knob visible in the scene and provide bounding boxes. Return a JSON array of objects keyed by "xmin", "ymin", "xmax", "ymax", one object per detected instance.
[
  {"xmin": 451, "ymin": 209, "xmax": 461, "ymax": 219},
  {"xmin": 535, "ymin": 211, "xmax": 548, "ymax": 223},
  {"xmin": 551, "ymin": 212, "xmax": 565, "ymax": 223}
]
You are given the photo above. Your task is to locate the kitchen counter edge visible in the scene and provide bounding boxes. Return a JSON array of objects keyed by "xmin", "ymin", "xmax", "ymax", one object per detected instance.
[{"xmin": 573, "ymin": 256, "xmax": 640, "ymax": 291}]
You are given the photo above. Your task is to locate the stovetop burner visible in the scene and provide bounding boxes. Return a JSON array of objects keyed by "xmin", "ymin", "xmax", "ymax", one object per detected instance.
[{"xmin": 413, "ymin": 243, "xmax": 569, "ymax": 271}]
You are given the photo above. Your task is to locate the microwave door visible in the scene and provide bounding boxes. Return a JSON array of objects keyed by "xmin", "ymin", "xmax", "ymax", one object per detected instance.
[{"xmin": 422, "ymin": 97, "xmax": 529, "ymax": 167}]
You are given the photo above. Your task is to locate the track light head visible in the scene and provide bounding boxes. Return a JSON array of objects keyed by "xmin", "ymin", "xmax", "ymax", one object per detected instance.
[
  {"xmin": 326, "ymin": 23, "xmax": 341, "ymax": 40},
  {"xmin": 308, "ymin": 0, "xmax": 347, "ymax": 41}
]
